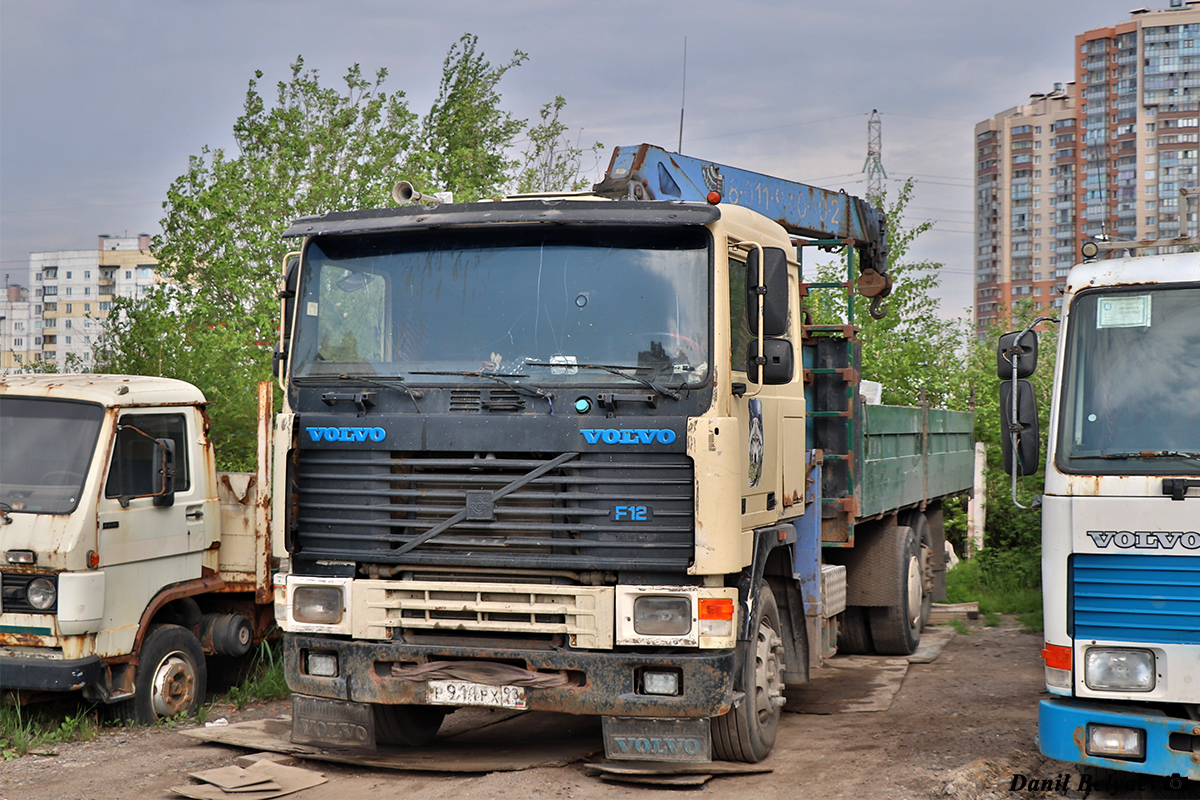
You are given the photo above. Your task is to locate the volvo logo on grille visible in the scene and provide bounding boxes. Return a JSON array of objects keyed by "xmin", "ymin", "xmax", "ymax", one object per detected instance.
[
  {"xmin": 1086, "ymin": 530, "xmax": 1200, "ymax": 550},
  {"xmin": 580, "ymin": 428, "xmax": 676, "ymax": 445},
  {"xmin": 307, "ymin": 426, "xmax": 386, "ymax": 443}
]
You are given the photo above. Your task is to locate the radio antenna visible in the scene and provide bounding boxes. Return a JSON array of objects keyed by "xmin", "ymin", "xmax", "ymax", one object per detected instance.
[{"xmin": 678, "ymin": 37, "xmax": 687, "ymax": 152}]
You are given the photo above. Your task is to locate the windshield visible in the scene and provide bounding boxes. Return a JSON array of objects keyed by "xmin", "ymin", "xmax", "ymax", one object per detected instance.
[
  {"xmin": 290, "ymin": 226, "xmax": 711, "ymax": 389},
  {"xmin": 1057, "ymin": 285, "xmax": 1200, "ymax": 474},
  {"xmin": 0, "ymin": 397, "xmax": 105, "ymax": 513}
]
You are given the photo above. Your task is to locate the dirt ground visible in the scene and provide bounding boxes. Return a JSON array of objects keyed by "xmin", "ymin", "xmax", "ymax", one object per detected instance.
[{"xmin": 0, "ymin": 618, "xmax": 1189, "ymax": 800}]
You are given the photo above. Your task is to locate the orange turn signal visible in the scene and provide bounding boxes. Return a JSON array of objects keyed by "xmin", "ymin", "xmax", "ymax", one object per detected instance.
[
  {"xmin": 706, "ymin": 191, "xmax": 722, "ymax": 205},
  {"xmin": 699, "ymin": 598, "xmax": 735, "ymax": 620},
  {"xmin": 1042, "ymin": 643, "xmax": 1072, "ymax": 670}
]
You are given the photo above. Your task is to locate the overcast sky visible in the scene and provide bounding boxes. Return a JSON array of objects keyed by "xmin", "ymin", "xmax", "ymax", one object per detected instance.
[{"xmin": 0, "ymin": 0, "xmax": 1154, "ymax": 317}]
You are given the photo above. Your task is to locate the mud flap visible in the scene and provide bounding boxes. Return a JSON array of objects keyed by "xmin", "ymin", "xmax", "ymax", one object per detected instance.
[
  {"xmin": 602, "ymin": 716, "xmax": 711, "ymax": 762},
  {"xmin": 291, "ymin": 694, "xmax": 376, "ymax": 750}
]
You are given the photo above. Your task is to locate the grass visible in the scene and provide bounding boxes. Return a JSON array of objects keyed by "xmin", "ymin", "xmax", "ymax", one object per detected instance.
[
  {"xmin": 221, "ymin": 641, "xmax": 289, "ymax": 710},
  {"xmin": 945, "ymin": 547, "xmax": 1043, "ymax": 634},
  {"xmin": 0, "ymin": 640, "xmax": 289, "ymax": 759},
  {"xmin": 0, "ymin": 699, "xmax": 99, "ymax": 760}
]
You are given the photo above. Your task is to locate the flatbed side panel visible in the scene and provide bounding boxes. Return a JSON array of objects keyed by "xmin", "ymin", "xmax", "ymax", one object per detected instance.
[
  {"xmin": 923, "ymin": 409, "xmax": 976, "ymax": 500},
  {"xmin": 858, "ymin": 405, "xmax": 974, "ymax": 518}
]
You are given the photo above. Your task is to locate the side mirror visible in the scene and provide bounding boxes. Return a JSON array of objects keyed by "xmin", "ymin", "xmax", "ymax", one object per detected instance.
[
  {"xmin": 999, "ymin": 379, "xmax": 1040, "ymax": 476},
  {"xmin": 276, "ymin": 253, "xmax": 300, "ymax": 382},
  {"xmin": 997, "ymin": 330, "xmax": 1037, "ymax": 379},
  {"xmin": 746, "ymin": 246, "xmax": 789, "ymax": 337},
  {"xmin": 748, "ymin": 338, "xmax": 794, "ymax": 385},
  {"xmin": 152, "ymin": 438, "xmax": 177, "ymax": 507}
]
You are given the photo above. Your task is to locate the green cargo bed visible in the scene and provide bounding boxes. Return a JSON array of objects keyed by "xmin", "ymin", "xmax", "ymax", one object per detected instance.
[{"xmin": 858, "ymin": 404, "xmax": 975, "ymax": 520}]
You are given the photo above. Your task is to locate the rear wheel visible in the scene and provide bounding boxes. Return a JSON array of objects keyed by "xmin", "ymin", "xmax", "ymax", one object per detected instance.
[
  {"xmin": 372, "ymin": 704, "xmax": 446, "ymax": 747},
  {"xmin": 867, "ymin": 526, "xmax": 922, "ymax": 655},
  {"xmin": 712, "ymin": 582, "xmax": 784, "ymax": 762},
  {"xmin": 836, "ymin": 606, "xmax": 874, "ymax": 655},
  {"xmin": 903, "ymin": 512, "xmax": 935, "ymax": 629}
]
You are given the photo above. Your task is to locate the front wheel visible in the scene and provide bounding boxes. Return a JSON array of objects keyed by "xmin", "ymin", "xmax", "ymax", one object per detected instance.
[
  {"xmin": 373, "ymin": 704, "xmax": 446, "ymax": 747},
  {"xmin": 110, "ymin": 624, "xmax": 207, "ymax": 724},
  {"xmin": 712, "ymin": 582, "xmax": 784, "ymax": 762}
]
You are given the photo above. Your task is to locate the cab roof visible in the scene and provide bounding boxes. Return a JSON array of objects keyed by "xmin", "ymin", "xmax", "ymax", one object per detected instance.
[{"xmin": 0, "ymin": 374, "xmax": 206, "ymax": 408}]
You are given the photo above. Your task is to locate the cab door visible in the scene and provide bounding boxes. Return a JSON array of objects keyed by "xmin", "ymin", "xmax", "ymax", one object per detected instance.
[{"xmin": 93, "ymin": 409, "xmax": 210, "ymax": 656}]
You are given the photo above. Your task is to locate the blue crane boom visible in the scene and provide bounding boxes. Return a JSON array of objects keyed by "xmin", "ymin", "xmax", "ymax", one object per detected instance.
[{"xmin": 593, "ymin": 143, "xmax": 890, "ymax": 282}]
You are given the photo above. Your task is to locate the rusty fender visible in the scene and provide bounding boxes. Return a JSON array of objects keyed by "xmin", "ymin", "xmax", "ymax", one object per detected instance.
[{"xmin": 284, "ymin": 634, "xmax": 735, "ymax": 718}]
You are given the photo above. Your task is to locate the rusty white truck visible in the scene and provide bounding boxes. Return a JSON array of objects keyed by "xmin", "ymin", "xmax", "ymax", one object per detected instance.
[{"xmin": 0, "ymin": 376, "xmax": 276, "ymax": 722}]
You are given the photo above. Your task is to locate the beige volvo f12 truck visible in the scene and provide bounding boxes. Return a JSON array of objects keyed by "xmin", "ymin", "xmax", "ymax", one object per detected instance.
[
  {"xmin": 273, "ymin": 144, "xmax": 976, "ymax": 762},
  {"xmin": 0, "ymin": 376, "xmax": 275, "ymax": 722}
]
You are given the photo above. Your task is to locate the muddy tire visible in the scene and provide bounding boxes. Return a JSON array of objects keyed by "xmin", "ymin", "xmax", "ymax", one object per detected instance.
[
  {"xmin": 867, "ymin": 526, "xmax": 922, "ymax": 655},
  {"xmin": 373, "ymin": 704, "xmax": 446, "ymax": 747},
  {"xmin": 712, "ymin": 582, "xmax": 784, "ymax": 762},
  {"xmin": 110, "ymin": 624, "xmax": 207, "ymax": 724},
  {"xmin": 837, "ymin": 605, "xmax": 874, "ymax": 655},
  {"xmin": 903, "ymin": 512, "xmax": 935, "ymax": 629}
]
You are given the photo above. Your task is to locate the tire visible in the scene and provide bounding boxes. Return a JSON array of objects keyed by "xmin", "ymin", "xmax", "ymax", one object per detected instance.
[
  {"xmin": 111, "ymin": 624, "xmax": 207, "ymax": 724},
  {"xmin": 837, "ymin": 606, "xmax": 874, "ymax": 655},
  {"xmin": 373, "ymin": 704, "xmax": 447, "ymax": 747},
  {"xmin": 903, "ymin": 512, "xmax": 935, "ymax": 630},
  {"xmin": 712, "ymin": 582, "xmax": 785, "ymax": 762},
  {"xmin": 867, "ymin": 526, "xmax": 922, "ymax": 655}
]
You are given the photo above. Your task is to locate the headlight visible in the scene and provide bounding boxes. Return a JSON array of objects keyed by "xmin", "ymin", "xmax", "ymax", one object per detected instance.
[
  {"xmin": 292, "ymin": 586, "xmax": 344, "ymax": 625},
  {"xmin": 633, "ymin": 596, "xmax": 691, "ymax": 636},
  {"xmin": 26, "ymin": 577, "xmax": 57, "ymax": 611},
  {"xmin": 1084, "ymin": 648, "xmax": 1155, "ymax": 692}
]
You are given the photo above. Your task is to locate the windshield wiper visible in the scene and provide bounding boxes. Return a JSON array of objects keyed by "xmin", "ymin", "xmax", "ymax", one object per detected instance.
[
  {"xmin": 525, "ymin": 361, "xmax": 681, "ymax": 401},
  {"xmin": 294, "ymin": 374, "xmax": 423, "ymax": 412},
  {"xmin": 409, "ymin": 371, "xmax": 554, "ymax": 403},
  {"xmin": 1076, "ymin": 450, "xmax": 1200, "ymax": 463}
]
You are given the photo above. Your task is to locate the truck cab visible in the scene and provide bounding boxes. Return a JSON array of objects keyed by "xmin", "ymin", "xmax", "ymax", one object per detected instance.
[{"xmin": 0, "ymin": 375, "xmax": 272, "ymax": 722}]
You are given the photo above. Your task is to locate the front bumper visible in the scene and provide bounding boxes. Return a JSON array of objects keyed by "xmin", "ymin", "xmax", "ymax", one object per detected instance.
[
  {"xmin": 0, "ymin": 653, "xmax": 102, "ymax": 692},
  {"xmin": 1039, "ymin": 697, "xmax": 1200, "ymax": 780},
  {"xmin": 284, "ymin": 634, "xmax": 735, "ymax": 718}
]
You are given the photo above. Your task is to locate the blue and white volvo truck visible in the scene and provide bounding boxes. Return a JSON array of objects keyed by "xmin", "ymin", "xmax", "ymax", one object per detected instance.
[
  {"xmin": 1000, "ymin": 227, "xmax": 1200, "ymax": 779},
  {"xmin": 273, "ymin": 144, "xmax": 975, "ymax": 763}
]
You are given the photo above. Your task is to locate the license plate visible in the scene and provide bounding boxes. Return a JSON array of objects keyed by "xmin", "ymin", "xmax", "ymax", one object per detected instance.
[{"xmin": 427, "ymin": 679, "xmax": 527, "ymax": 709}]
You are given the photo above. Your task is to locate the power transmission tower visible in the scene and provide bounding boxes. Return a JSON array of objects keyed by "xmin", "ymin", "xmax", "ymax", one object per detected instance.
[{"xmin": 863, "ymin": 110, "xmax": 886, "ymax": 207}]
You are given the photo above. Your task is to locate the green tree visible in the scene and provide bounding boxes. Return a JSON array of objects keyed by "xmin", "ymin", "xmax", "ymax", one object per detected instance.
[
  {"xmin": 806, "ymin": 178, "xmax": 971, "ymax": 409},
  {"xmin": 515, "ymin": 96, "xmax": 603, "ymax": 194},
  {"xmin": 407, "ymin": 34, "xmax": 528, "ymax": 201}
]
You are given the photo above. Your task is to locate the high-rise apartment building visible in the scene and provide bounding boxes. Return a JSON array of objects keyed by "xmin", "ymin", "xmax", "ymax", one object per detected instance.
[
  {"xmin": 974, "ymin": 83, "xmax": 1079, "ymax": 335},
  {"xmin": 975, "ymin": 2, "xmax": 1199, "ymax": 334},
  {"xmin": 26, "ymin": 234, "xmax": 158, "ymax": 371}
]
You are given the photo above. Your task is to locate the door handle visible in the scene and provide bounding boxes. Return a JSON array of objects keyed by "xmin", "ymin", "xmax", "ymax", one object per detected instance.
[{"xmin": 185, "ymin": 508, "xmax": 204, "ymax": 519}]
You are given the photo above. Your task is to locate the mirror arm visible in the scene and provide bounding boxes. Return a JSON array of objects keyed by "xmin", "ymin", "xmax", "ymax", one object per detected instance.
[
  {"xmin": 744, "ymin": 242, "xmax": 766, "ymax": 398},
  {"xmin": 1009, "ymin": 316, "xmax": 1057, "ymax": 510}
]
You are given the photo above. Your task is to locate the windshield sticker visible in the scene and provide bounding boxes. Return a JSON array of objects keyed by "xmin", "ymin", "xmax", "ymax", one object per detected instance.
[
  {"xmin": 748, "ymin": 398, "xmax": 764, "ymax": 488},
  {"xmin": 549, "ymin": 355, "xmax": 578, "ymax": 375},
  {"xmin": 1097, "ymin": 295, "xmax": 1151, "ymax": 329},
  {"xmin": 306, "ymin": 302, "xmax": 319, "ymax": 317}
]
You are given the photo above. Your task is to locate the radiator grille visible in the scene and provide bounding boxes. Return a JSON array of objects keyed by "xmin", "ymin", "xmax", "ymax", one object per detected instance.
[
  {"xmin": 294, "ymin": 450, "xmax": 694, "ymax": 571},
  {"xmin": 1072, "ymin": 554, "xmax": 1200, "ymax": 645},
  {"xmin": 353, "ymin": 580, "xmax": 614, "ymax": 648}
]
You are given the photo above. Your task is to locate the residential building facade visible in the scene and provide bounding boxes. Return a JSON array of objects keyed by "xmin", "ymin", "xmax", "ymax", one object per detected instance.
[
  {"xmin": 0, "ymin": 285, "xmax": 37, "ymax": 371},
  {"xmin": 25, "ymin": 234, "xmax": 158, "ymax": 371},
  {"xmin": 975, "ymin": 1, "xmax": 1199, "ymax": 334}
]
